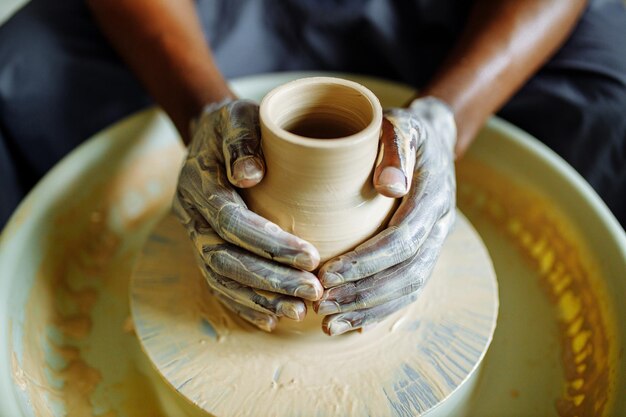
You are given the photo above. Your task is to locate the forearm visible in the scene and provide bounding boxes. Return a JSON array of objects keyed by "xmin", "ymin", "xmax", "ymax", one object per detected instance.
[
  {"xmin": 420, "ymin": 0, "xmax": 587, "ymax": 156},
  {"xmin": 87, "ymin": 0, "xmax": 235, "ymax": 143}
]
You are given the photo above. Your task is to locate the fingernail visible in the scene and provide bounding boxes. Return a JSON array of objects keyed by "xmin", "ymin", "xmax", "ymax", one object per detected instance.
[
  {"xmin": 233, "ymin": 157, "xmax": 263, "ymax": 183},
  {"xmin": 294, "ymin": 252, "xmax": 318, "ymax": 271},
  {"xmin": 294, "ymin": 284, "xmax": 322, "ymax": 301},
  {"xmin": 328, "ymin": 320, "xmax": 352, "ymax": 336},
  {"xmin": 278, "ymin": 302, "xmax": 306, "ymax": 321},
  {"xmin": 316, "ymin": 300, "xmax": 340, "ymax": 315},
  {"xmin": 377, "ymin": 166, "xmax": 407, "ymax": 196},
  {"xmin": 321, "ymin": 271, "xmax": 344, "ymax": 288}
]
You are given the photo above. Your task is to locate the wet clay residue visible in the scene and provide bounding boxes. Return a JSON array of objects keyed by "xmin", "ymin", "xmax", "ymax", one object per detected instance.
[
  {"xmin": 457, "ymin": 158, "xmax": 616, "ymax": 417},
  {"xmin": 130, "ymin": 212, "xmax": 498, "ymax": 417},
  {"xmin": 14, "ymin": 139, "xmax": 183, "ymax": 416},
  {"xmin": 16, "ymin": 185, "xmax": 118, "ymax": 416}
]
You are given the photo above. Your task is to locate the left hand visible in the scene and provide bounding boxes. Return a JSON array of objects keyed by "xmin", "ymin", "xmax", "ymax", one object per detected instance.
[{"xmin": 314, "ymin": 97, "xmax": 457, "ymax": 336}]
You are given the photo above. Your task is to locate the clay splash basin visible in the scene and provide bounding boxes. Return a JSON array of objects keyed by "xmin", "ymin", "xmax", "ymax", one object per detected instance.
[{"xmin": 0, "ymin": 73, "xmax": 624, "ymax": 416}]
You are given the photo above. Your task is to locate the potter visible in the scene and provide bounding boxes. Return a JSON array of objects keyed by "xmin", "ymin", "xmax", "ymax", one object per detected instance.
[{"xmin": 242, "ymin": 77, "xmax": 397, "ymax": 263}]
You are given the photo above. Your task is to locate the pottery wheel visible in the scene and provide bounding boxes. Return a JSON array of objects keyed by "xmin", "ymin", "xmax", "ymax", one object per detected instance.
[{"xmin": 130, "ymin": 210, "xmax": 498, "ymax": 417}]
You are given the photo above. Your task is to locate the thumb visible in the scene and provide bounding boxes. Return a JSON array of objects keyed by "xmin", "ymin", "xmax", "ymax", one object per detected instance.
[
  {"xmin": 221, "ymin": 100, "xmax": 266, "ymax": 188},
  {"xmin": 374, "ymin": 112, "xmax": 418, "ymax": 198}
]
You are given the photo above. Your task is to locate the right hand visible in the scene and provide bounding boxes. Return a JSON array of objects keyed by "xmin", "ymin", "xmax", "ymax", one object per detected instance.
[{"xmin": 174, "ymin": 99, "xmax": 323, "ymax": 332}]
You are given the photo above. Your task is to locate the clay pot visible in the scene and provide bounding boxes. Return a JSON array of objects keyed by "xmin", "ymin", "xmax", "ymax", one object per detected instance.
[{"xmin": 243, "ymin": 77, "xmax": 397, "ymax": 263}]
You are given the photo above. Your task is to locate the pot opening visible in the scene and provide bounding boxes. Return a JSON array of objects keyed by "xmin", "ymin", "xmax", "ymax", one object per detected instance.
[
  {"xmin": 285, "ymin": 117, "xmax": 360, "ymax": 139},
  {"xmin": 265, "ymin": 79, "xmax": 376, "ymax": 140}
]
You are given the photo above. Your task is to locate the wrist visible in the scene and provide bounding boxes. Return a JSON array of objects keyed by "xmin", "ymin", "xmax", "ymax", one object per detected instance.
[
  {"xmin": 188, "ymin": 97, "xmax": 236, "ymax": 140},
  {"xmin": 408, "ymin": 96, "xmax": 457, "ymax": 155}
]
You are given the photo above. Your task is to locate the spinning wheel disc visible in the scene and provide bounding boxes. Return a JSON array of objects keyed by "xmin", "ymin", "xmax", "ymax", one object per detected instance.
[{"xmin": 130, "ymin": 211, "xmax": 498, "ymax": 417}]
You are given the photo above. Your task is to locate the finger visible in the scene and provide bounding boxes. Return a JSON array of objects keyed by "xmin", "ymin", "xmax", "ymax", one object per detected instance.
[
  {"xmin": 210, "ymin": 200, "xmax": 320, "ymax": 271},
  {"xmin": 373, "ymin": 112, "xmax": 419, "ymax": 198},
  {"xmin": 177, "ymin": 199, "xmax": 323, "ymax": 300},
  {"xmin": 322, "ymin": 292, "xmax": 419, "ymax": 336},
  {"xmin": 319, "ymin": 170, "xmax": 451, "ymax": 287},
  {"xmin": 213, "ymin": 292, "xmax": 278, "ymax": 332},
  {"xmin": 314, "ymin": 210, "xmax": 454, "ymax": 315},
  {"xmin": 201, "ymin": 265, "xmax": 307, "ymax": 321},
  {"xmin": 220, "ymin": 100, "xmax": 266, "ymax": 188},
  {"xmin": 206, "ymin": 244, "xmax": 323, "ymax": 301},
  {"xmin": 178, "ymin": 161, "xmax": 320, "ymax": 271}
]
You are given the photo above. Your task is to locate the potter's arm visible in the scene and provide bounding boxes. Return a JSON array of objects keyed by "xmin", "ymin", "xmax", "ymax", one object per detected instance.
[
  {"xmin": 87, "ymin": 0, "xmax": 234, "ymax": 143},
  {"xmin": 420, "ymin": 0, "xmax": 588, "ymax": 156}
]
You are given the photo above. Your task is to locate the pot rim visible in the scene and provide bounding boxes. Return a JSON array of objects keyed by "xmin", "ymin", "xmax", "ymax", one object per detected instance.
[{"xmin": 259, "ymin": 76, "xmax": 383, "ymax": 149}]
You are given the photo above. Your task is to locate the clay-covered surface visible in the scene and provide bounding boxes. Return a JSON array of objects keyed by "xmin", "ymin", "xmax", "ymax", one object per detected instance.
[{"xmin": 130, "ymin": 210, "xmax": 497, "ymax": 417}]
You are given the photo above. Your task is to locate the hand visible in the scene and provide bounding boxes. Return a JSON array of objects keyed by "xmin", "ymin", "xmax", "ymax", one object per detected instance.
[
  {"xmin": 314, "ymin": 97, "xmax": 457, "ymax": 336},
  {"xmin": 174, "ymin": 100, "xmax": 323, "ymax": 332}
]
